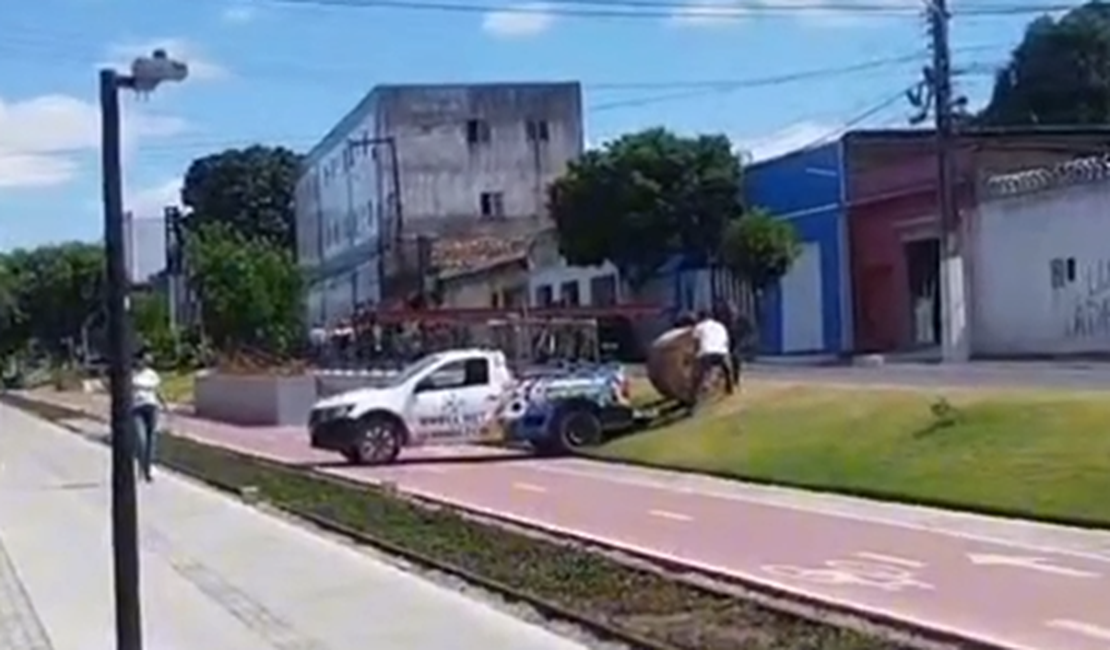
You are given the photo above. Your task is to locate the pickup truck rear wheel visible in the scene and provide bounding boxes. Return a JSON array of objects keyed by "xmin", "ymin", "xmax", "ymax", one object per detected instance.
[
  {"xmin": 537, "ymin": 404, "xmax": 603, "ymax": 456},
  {"xmin": 346, "ymin": 414, "xmax": 403, "ymax": 465}
]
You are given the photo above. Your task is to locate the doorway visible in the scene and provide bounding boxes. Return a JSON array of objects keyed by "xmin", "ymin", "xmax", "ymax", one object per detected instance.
[{"xmin": 904, "ymin": 237, "xmax": 940, "ymax": 347}]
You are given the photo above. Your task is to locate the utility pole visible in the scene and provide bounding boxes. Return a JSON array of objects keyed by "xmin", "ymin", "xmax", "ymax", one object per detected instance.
[
  {"xmin": 928, "ymin": 0, "xmax": 968, "ymax": 363},
  {"xmin": 163, "ymin": 206, "xmax": 184, "ymax": 331},
  {"xmin": 346, "ymin": 135, "xmax": 403, "ymax": 247},
  {"xmin": 99, "ymin": 50, "xmax": 187, "ymax": 650}
]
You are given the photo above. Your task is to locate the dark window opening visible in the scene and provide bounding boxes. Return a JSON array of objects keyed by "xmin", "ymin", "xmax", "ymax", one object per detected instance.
[
  {"xmin": 590, "ymin": 274, "xmax": 617, "ymax": 306},
  {"xmin": 536, "ymin": 284, "xmax": 553, "ymax": 306},
  {"xmin": 560, "ymin": 281, "xmax": 580, "ymax": 306},
  {"xmin": 526, "ymin": 120, "xmax": 550, "ymax": 142},
  {"xmin": 1051, "ymin": 256, "xmax": 1078, "ymax": 289},
  {"xmin": 480, "ymin": 191, "xmax": 504, "ymax": 218},
  {"xmin": 466, "ymin": 119, "xmax": 491, "ymax": 144}
]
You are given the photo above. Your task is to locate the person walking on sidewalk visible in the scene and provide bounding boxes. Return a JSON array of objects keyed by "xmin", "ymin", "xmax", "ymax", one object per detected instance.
[{"xmin": 132, "ymin": 351, "xmax": 163, "ymax": 483}]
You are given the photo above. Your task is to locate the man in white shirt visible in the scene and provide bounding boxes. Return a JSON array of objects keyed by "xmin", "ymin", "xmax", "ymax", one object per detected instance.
[
  {"xmin": 132, "ymin": 351, "xmax": 163, "ymax": 482},
  {"xmin": 690, "ymin": 309, "xmax": 734, "ymax": 408}
]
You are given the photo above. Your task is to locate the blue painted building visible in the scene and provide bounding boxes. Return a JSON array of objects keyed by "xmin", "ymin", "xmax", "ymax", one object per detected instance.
[{"xmin": 743, "ymin": 141, "xmax": 852, "ymax": 356}]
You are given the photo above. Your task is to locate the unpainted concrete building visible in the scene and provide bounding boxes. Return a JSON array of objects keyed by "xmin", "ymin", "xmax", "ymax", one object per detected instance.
[{"xmin": 295, "ymin": 81, "xmax": 584, "ymax": 326}]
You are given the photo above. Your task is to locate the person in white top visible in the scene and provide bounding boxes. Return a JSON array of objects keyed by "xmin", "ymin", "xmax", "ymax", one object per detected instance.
[
  {"xmin": 131, "ymin": 351, "xmax": 163, "ymax": 482},
  {"xmin": 690, "ymin": 308, "xmax": 734, "ymax": 408}
]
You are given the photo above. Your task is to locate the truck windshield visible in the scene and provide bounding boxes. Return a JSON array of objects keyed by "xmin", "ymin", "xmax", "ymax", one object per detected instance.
[{"xmin": 384, "ymin": 353, "xmax": 445, "ymax": 387}]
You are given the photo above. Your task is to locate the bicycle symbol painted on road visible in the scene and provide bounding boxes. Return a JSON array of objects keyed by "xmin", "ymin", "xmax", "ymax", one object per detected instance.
[{"xmin": 761, "ymin": 554, "xmax": 934, "ymax": 592}]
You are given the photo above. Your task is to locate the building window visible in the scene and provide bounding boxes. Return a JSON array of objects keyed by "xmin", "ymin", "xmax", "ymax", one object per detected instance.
[
  {"xmin": 480, "ymin": 191, "xmax": 504, "ymax": 218},
  {"xmin": 1050, "ymin": 257, "xmax": 1077, "ymax": 289},
  {"xmin": 560, "ymin": 281, "xmax": 580, "ymax": 306},
  {"xmin": 536, "ymin": 284, "xmax": 553, "ymax": 307},
  {"xmin": 526, "ymin": 120, "xmax": 549, "ymax": 143},
  {"xmin": 466, "ymin": 119, "xmax": 491, "ymax": 145},
  {"xmin": 590, "ymin": 274, "xmax": 617, "ymax": 306}
]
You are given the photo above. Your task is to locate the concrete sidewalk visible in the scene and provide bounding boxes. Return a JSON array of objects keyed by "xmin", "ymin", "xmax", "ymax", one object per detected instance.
[{"xmin": 0, "ymin": 402, "xmax": 593, "ymax": 650}]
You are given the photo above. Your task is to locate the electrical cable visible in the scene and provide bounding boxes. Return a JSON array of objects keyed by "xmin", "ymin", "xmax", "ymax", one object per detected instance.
[{"xmin": 0, "ymin": 50, "xmax": 930, "ymax": 160}]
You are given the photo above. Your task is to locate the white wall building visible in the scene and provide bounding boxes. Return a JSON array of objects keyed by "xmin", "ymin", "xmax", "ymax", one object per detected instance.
[
  {"xmin": 525, "ymin": 229, "xmax": 620, "ymax": 307},
  {"xmin": 972, "ymin": 157, "xmax": 1110, "ymax": 356}
]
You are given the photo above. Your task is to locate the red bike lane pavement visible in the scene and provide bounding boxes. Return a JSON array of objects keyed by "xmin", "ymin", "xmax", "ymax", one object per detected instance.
[{"xmin": 162, "ymin": 413, "xmax": 1110, "ymax": 649}]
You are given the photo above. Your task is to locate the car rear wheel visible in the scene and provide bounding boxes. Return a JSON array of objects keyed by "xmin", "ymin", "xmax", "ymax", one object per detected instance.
[{"xmin": 537, "ymin": 404, "xmax": 603, "ymax": 456}]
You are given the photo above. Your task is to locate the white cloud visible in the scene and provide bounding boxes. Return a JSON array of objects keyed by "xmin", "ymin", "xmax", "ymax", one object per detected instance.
[
  {"xmin": 126, "ymin": 177, "xmax": 183, "ymax": 218},
  {"xmin": 104, "ymin": 37, "xmax": 228, "ymax": 81},
  {"xmin": 222, "ymin": 4, "xmax": 257, "ymax": 23},
  {"xmin": 482, "ymin": 3, "xmax": 555, "ymax": 37},
  {"xmin": 736, "ymin": 121, "xmax": 838, "ymax": 163},
  {"xmin": 0, "ymin": 94, "xmax": 188, "ymax": 189},
  {"xmin": 669, "ymin": 0, "xmax": 745, "ymax": 26}
]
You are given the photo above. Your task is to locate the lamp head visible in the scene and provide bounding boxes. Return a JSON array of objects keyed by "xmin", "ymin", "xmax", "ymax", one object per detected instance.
[{"xmin": 129, "ymin": 49, "xmax": 188, "ymax": 92}]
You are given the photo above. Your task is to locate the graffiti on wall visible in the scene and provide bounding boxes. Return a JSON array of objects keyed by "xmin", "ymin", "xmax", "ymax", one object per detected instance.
[{"xmin": 1064, "ymin": 258, "xmax": 1110, "ymax": 340}]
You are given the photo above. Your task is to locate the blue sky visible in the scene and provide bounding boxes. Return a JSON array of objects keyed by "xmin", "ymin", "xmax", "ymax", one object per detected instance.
[{"xmin": 0, "ymin": 0, "xmax": 1046, "ymax": 257}]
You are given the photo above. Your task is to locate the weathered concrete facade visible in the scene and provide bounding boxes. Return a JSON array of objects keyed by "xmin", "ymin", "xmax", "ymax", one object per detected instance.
[
  {"xmin": 377, "ymin": 83, "xmax": 584, "ymax": 230},
  {"xmin": 295, "ymin": 81, "xmax": 584, "ymax": 327}
]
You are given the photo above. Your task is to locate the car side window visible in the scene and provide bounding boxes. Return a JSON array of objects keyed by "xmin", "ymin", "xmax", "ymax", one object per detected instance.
[{"xmin": 421, "ymin": 358, "xmax": 490, "ymax": 391}]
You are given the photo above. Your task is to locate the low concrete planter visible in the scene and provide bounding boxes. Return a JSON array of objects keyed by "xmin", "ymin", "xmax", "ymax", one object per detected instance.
[{"xmin": 194, "ymin": 373, "xmax": 317, "ymax": 427}]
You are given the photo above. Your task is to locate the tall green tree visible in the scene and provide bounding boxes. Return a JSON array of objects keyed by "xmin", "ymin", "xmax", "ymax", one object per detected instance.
[
  {"xmin": 548, "ymin": 128, "xmax": 743, "ymax": 288},
  {"xmin": 719, "ymin": 209, "xmax": 801, "ymax": 332},
  {"xmin": 0, "ymin": 256, "xmax": 23, "ymax": 358},
  {"xmin": 1, "ymin": 243, "xmax": 104, "ymax": 359},
  {"xmin": 185, "ymin": 222, "xmax": 304, "ymax": 357},
  {"xmin": 979, "ymin": 2, "xmax": 1110, "ymax": 126},
  {"xmin": 131, "ymin": 290, "xmax": 181, "ymax": 366},
  {"xmin": 181, "ymin": 145, "xmax": 302, "ymax": 250}
]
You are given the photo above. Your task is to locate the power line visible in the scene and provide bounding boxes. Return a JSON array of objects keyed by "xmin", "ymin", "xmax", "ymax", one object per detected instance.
[
  {"xmin": 260, "ymin": 0, "xmax": 926, "ymax": 19},
  {"xmin": 591, "ymin": 50, "xmax": 928, "ymax": 111},
  {"xmin": 954, "ymin": 2, "xmax": 1082, "ymax": 16},
  {"xmin": 784, "ymin": 85, "xmax": 919, "ymax": 154},
  {"xmin": 0, "ymin": 24, "xmax": 1009, "ymax": 87},
  {"xmin": 0, "ymin": 51, "xmax": 929, "ymax": 160}
]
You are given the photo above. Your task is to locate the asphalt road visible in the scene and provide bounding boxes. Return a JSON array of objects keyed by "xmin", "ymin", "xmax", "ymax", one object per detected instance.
[{"xmin": 165, "ymin": 412, "xmax": 1110, "ymax": 650}]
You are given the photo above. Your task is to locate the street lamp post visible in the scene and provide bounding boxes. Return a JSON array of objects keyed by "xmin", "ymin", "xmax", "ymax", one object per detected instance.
[{"xmin": 99, "ymin": 49, "xmax": 187, "ymax": 650}]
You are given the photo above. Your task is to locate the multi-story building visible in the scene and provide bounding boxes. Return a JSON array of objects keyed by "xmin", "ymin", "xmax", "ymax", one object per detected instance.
[{"xmin": 295, "ymin": 81, "xmax": 584, "ymax": 328}]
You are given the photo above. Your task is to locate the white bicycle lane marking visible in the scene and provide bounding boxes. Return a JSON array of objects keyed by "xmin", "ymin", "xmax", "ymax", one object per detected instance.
[{"xmin": 761, "ymin": 553, "xmax": 935, "ymax": 592}]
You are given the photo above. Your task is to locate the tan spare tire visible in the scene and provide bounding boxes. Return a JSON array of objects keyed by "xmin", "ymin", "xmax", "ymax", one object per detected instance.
[
  {"xmin": 646, "ymin": 326, "xmax": 730, "ymax": 405},
  {"xmin": 646, "ymin": 327, "xmax": 698, "ymax": 403}
]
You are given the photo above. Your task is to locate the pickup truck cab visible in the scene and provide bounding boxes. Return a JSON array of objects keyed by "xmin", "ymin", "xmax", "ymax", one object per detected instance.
[{"xmin": 307, "ymin": 348, "xmax": 642, "ymax": 465}]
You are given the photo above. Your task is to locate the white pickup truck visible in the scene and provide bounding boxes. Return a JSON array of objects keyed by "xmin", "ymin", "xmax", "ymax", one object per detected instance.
[{"xmin": 307, "ymin": 348, "xmax": 641, "ymax": 465}]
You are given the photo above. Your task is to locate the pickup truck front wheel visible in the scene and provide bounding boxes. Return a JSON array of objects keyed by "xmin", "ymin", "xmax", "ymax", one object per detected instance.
[{"xmin": 344, "ymin": 414, "xmax": 403, "ymax": 465}]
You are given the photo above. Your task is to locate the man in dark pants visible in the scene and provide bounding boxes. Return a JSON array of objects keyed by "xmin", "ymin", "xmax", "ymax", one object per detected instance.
[
  {"xmin": 690, "ymin": 309, "xmax": 733, "ymax": 411},
  {"xmin": 716, "ymin": 299, "xmax": 746, "ymax": 388}
]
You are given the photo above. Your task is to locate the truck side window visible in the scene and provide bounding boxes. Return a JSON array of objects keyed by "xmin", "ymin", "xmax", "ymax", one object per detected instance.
[
  {"xmin": 463, "ymin": 358, "xmax": 489, "ymax": 385},
  {"xmin": 422, "ymin": 358, "xmax": 490, "ymax": 390}
]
